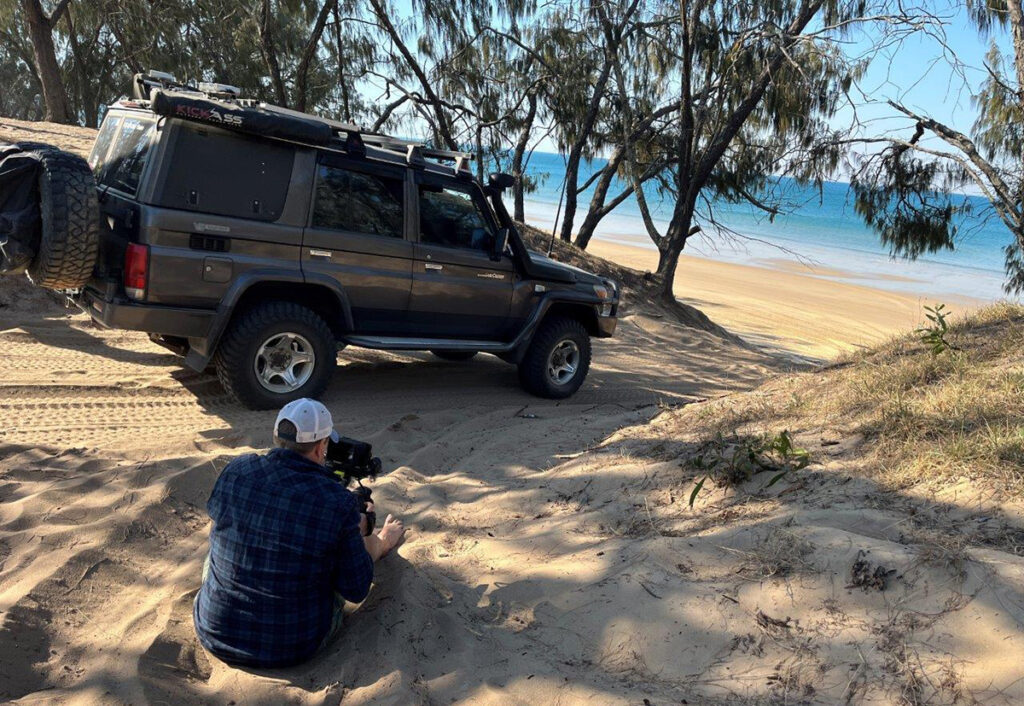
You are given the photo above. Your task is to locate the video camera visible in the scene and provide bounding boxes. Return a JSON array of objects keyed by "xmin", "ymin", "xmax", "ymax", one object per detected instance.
[{"xmin": 325, "ymin": 436, "xmax": 383, "ymax": 536}]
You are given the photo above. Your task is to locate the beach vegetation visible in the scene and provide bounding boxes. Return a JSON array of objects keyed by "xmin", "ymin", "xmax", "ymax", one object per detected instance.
[
  {"xmin": 687, "ymin": 429, "xmax": 811, "ymax": 507},
  {"xmin": 681, "ymin": 302, "xmax": 1024, "ymax": 493},
  {"xmin": 6, "ymin": 1, "xmax": 1022, "ymax": 300},
  {"xmin": 916, "ymin": 303, "xmax": 959, "ymax": 355}
]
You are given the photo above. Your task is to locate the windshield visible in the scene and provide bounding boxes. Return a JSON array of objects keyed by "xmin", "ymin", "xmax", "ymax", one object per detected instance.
[{"xmin": 91, "ymin": 113, "xmax": 156, "ymax": 196}]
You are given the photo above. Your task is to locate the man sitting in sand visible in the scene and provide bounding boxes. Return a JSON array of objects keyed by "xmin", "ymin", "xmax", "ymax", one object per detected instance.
[{"xmin": 193, "ymin": 398, "xmax": 405, "ymax": 668}]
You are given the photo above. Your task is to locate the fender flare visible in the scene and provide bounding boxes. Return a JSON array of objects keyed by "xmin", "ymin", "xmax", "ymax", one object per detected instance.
[
  {"xmin": 183, "ymin": 269, "xmax": 353, "ymax": 371},
  {"xmin": 507, "ymin": 291, "xmax": 600, "ymax": 364}
]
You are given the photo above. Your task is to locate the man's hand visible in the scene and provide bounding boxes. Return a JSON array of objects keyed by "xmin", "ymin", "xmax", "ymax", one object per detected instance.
[
  {"xmin": 362, "ymin": 512, "xmax": 406, "ymax": 561},
  {"xmin": 377, "ymin": 514, "xmax": 405, "ymax": 556}
]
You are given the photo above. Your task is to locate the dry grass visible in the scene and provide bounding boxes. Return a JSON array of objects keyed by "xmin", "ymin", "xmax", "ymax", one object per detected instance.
[
  {"xmin": 675, "ymin": 302, "xmax": 1024, "ymax": 494},
  {"xmin": 735, "ymin": 525, "xmax": 815, "ymax": 580}
]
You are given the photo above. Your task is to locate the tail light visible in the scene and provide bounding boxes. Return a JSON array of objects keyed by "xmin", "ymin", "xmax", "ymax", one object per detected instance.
[{"xmin": 124, "ymin": 243, "xmax": 149, "ymax": 300}]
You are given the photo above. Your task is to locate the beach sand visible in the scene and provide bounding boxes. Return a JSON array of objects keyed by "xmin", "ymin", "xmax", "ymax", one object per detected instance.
[
  {"xmin": 588, "ymin": 239, "xmax": 984, "ymax": 361},
  {"xmin": 2, "ymin": 118, "xmax": 1022, "ymax": 704},
  {"xmin": 3, "ymin": 284, "xmax": 1022, "ymax": 705}
]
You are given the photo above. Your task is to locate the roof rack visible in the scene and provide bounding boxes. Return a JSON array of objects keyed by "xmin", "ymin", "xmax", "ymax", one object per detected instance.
[
  {"xmin": 132, "ymin": 70, "xmax": 475, "ymax": 177},
  {"xmin": 242, "ymin": 95, "xmax": 474, "ymax": 176}
]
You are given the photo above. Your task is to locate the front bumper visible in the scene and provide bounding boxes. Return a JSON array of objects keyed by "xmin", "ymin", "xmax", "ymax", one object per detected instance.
[{"xmin": 80, "ymin": 287, "xmax": 215, "ymax": 339}]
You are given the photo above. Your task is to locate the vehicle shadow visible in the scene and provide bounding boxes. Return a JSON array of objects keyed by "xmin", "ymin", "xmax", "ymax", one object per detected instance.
[{"xmin": 7, "ymin": 317, "xmax": 181, "ymax": 368}]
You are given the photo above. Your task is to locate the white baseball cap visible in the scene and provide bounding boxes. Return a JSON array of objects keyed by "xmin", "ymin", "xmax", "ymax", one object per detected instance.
[{"xmin": 274, "ymin": 398, "xmax": 340, "ymax": 443}]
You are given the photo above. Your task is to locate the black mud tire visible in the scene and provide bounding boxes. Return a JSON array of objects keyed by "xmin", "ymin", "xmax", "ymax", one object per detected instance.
[
  {"xmin": 22, "ymin": 144, "xmax": 100, "ymax": 290},
  {"xmin": 214, "ymin": 301, "xmax": 337, "ymax": 410},
  {"xmin": 517, "ymin": 316, "xmax": 592, "ymax": 399},
  {"xmin": 430, "ymin": 350, "xmax": 478, "ymax": 362}
]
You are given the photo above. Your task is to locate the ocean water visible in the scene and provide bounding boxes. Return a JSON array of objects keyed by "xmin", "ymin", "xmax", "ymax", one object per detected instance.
[{"xmin": 516, "ymin": 151, "xmax": 1011, "ymax": 301}]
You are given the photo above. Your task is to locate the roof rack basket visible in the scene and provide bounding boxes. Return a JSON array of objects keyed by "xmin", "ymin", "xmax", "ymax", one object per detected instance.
[
  {"xmin": 250, "ymin": 102, "xmax": 472, "ymax": 174},
  {"xmin": 136, "ymin": 71, "xmax": 475, "ymax": 175}
]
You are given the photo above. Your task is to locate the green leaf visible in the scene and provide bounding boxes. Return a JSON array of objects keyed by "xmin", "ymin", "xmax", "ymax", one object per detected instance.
[{"xmin": 689, "ymin": 476, "xmax": 707, "ymax": 508}]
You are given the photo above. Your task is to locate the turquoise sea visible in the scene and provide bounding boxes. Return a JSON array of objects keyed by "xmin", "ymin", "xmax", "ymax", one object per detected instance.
[{"xmin": 516, "ymin": 151, "xmax": 1011, "ymax": 301}]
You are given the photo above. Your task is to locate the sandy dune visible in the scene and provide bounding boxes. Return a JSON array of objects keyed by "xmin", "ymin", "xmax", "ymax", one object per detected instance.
[
  {"xmin": 0, "ymin": 281, "xmax": 783, "ymax": 705},
  {"xmin": 5, "ymin": 285, "xmax": 1021, "ymax": 705}
]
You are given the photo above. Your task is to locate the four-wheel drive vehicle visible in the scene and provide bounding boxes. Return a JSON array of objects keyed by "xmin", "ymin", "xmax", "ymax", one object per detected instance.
[{"xmin": 1, "ymin": 72, "xmax": 619, "ymax": 409}]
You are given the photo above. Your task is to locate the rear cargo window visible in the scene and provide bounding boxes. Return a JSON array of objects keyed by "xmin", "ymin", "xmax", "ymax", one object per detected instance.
[
  {"xmin": 88, "ymin": 116, "xmax": 120, "ymax": 171},
  {"xmin": 154, "ymin": 124, "xmax": 294, "ymax": 222},
  {"xmin": 97, "ymin": 116, "xmax": 155, "ymax": 196}
]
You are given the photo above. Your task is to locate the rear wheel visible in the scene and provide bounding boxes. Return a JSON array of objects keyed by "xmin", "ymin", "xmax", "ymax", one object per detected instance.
[
  {"xmin": 214, "ymin": 301, "xmax": 336, "ymax": 409},
  {"xmin": 430, "ymin": 350, "xmax": 478, "ymax": 362},
  {"xmin": 517, "ymin": 316, "xmax": 591, "ymax": 398}
]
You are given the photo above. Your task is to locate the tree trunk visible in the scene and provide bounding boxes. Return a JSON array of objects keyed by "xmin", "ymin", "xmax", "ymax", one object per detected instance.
[
  {"xmin": 656, "ymin": 200, "xmax": 700, "ymax": 303},
  {"xmin": 21, "ymin": 0, "xmax": 71, "ymax": 123},
  {"xmin": 557, "ymin": 57, "xmax": 615, "ymax": 242},
  {"xmin": 294, "ymin": 0, "xmax": 336, "ymax": 112},
  {"xmin": 259, "ymin": 0, "xmax": 289, "ymax": 107},
  {"xmin": 64, "ymin": 6, "xmax": 97, "ymax": 127},
  {"xmin": 510, "ymin": 92, "xmax": 537, "ymax": 223},
  {"xmin": 513, "ymin": 162, "xmax": 526, "ymax": 222},
  {"xmin": 475, "ymin": 125, "xmax": 484, "ymax": 182},
  {"xmin": 656, "ymin": 230, "xmax": 685, "ymax": 303},
  {"xmin": 332, "ymin": 2, "xmax": 352, "ymax": 121}
]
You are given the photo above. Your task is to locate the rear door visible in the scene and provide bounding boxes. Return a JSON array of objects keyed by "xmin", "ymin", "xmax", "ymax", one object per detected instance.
[
  {"xmin": 408, "ymin": 175, "xmax": 515, "ymax": 339},
  {"xmin": 302, "ymin": 153, "xmax": 414, "ymax": 334}
]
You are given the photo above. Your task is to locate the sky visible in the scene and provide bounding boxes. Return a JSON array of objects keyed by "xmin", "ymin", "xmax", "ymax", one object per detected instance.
[{"xmin": 830, "ymin": 1, "xmax": 998, "ymax": 154}]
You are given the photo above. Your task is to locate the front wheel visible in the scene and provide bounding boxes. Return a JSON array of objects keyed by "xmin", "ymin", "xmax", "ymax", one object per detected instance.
[
  {"xmin": 214, "ymin": 301, "xmax": 337, "ymax": 409},
  {"xmin": 517, "ymin": 316, "xmax": 592, "ymax": 398}
]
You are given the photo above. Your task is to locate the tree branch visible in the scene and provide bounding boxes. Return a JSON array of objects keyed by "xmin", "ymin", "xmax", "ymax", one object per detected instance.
[{"xmin": 48, "ymin": 0, "xmax": 71, "ymax": 27}]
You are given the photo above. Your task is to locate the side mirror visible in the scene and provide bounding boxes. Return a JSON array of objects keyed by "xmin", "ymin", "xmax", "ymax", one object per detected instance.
[
  {"xmin": 488, "ymin": 172, "xmax": 516, "ymax": 191},
  {"xmin": 492, "ymin": 227, "xmax": 510, "ymax": 260}
]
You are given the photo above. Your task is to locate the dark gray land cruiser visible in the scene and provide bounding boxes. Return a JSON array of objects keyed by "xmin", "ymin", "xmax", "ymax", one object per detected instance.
[{"xmin": 17, "ymin": 72, "xmax": 619, "ymax": 409}]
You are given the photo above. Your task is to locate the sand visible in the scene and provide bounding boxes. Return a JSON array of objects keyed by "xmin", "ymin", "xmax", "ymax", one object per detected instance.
[
  {"xmin": 3, "ymin": 292, "xmax": 1022, "ymax": 704},
  {"xmin": 588, "ymin": 240, "xmax": 986, "ymax": 362},
  {"xmin": 2, "ymin": 118, "xmax": 1022, "ymax": 704}
]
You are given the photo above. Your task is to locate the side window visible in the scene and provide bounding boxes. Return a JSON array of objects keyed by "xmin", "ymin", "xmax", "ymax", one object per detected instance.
[
  {"xmin": 312, "ymin": 165, "xmax": 404, "ymax": 238},
  {"xmin": 98, "ymin": 116, "xmax": 154, "ymax": 196},
  {"xmin": 419, "ymin": 186, "xmax": 494, "ymax": 252}
]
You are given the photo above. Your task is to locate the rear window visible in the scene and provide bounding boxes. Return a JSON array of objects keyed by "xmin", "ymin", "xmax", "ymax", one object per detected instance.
[
  {"xmin": 154, "ymin": 124, "xmax": 294, "ymax": 222},
  {"xmin": 94, "ymin": 115, "xmax": 155, "ymax": 196},
  {"xmin": 88, "ymin": 116, "xmax": 119, "ymax": 171}
]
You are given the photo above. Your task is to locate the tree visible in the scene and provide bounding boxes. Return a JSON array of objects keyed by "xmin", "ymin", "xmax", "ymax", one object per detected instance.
[
  {"xmin": 850, "ymin": 0, "xmax": 1024, "ymax": 293},
  {"xmin": 622, "ymin": 0, "xmax": 882, "ymax": 303},
  {"xmin": 540, "ymin": 0, "xmax": 643, "ymax": 244},
  {"xmin": 19, "ymin": 0, "xmax": 72, "ymax": 123}
]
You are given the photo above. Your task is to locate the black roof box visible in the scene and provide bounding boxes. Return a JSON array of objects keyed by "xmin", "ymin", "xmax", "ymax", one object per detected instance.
[{"xmin": 150, "ymin": 89, "xmax": 332, "ymax": 146}]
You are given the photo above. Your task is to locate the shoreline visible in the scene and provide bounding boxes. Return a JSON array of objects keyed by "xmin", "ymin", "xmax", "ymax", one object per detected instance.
[
  {"xmin": 520, "ymin": 196, "xmax": 1009, "ymax": 302},
  {"xmin": 584, "ymin": 238, "xmax": 987, "ymax": 361}
]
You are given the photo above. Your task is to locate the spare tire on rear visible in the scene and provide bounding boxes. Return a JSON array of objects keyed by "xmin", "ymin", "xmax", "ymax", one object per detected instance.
[{"xmin": 0, "ymin": 142, "xmax": 99, "ymax": 289}]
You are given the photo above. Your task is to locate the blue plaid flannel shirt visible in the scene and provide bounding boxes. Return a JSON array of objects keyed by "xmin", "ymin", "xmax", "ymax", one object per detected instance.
[{"xmin": 193, "ymin": 448, "xmax": 373, "ymax": 668}]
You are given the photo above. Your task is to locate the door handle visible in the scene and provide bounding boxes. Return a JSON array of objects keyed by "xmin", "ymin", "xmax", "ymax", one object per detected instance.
[{"xmin": 425, "ymin": 263, "xmax": 443, "ymax": 271}]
